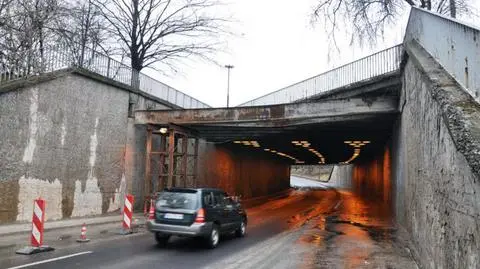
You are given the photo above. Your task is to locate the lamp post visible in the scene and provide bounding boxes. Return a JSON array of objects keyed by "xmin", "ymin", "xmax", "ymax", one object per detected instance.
[{"xmin": 225, "ymin": 64, "xmax": 234, "ymax": 107}]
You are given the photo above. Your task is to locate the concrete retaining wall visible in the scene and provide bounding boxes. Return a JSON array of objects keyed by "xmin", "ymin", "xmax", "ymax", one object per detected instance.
[
  {"xmin": 392, "ymin": 42, "xmax": 480, "ymax": 269},
  {"xmin": 0, "ymin": 72, "xmax": 170, "ymax": 223}
]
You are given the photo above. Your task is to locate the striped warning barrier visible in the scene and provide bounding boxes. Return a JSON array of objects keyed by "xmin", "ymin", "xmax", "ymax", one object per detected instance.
[
  {"xmin": 120, "ymin": 194, "xmax": 134, "ymax": 234},
  {"xmin": 16, "ymin": 199, "xmax": 54, "ymax": 255},
  {"xmin": 31, "ymin": 199, "xmax": 45, "ymax": 247}
]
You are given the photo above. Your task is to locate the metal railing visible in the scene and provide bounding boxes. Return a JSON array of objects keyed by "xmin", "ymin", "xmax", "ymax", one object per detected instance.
[
  {"xmin": 0, "ymin": 43, "xmax": 210, "ymax": 109},
  {"xmin": 238, "ymin": 44, "xmax": 403, "ymax": 107}
]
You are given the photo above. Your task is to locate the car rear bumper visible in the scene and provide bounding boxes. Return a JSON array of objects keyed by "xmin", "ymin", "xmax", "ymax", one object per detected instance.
[{"xmin": 146, "ymin": 220, "xmax": 213, "ymax": 237}]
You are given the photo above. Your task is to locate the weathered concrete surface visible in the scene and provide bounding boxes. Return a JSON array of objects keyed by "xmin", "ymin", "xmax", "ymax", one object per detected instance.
[
  {"xmin": 392, "ymin": 41, "xmax": 480, "ymax": 269},
  {"xmin": 196, "ymin": 141, "xmax": 290, "ymax": 199},
  {"xmin": 0, "ymin": 72, "xmax": 170, "ymax": 223},
  {"xmin": 135, "ymin": 96, "xmax": 398, "ymax": 127}
]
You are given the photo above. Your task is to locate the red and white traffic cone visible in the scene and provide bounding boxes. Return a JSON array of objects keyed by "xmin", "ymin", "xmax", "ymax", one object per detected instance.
[
  {"xmin": 76, "ymin": 223, "xmax": 90, "ymax": 243},
  {"xmin": 148, "ymin": 199, "xmax": 155, "ymax": 220}
]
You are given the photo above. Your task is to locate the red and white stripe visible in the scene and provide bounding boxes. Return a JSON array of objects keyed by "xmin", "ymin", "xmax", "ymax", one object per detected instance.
[
  {"xmin": 31, "ymin": 199, "xmax": 45, "ymax": 247},
  {"xmin": 122, "ymin": 194, "xmax": 134, "ymax": 230}
]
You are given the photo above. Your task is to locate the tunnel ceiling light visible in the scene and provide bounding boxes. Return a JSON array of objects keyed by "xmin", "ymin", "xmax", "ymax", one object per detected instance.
[
  {"xmin": 264, "ymin": 149, "xmax": 270, "ymax": 151},
  {"xmin": 345, "ymin": 140, "xmax": 371, "ymax": 149},
  {"xmin": 234, "ymin": 140, "xmax": 262, "ymax": 148},
  {"xmin": 341, "ymin": 148, "xmax": 362, "ymax": 164}
]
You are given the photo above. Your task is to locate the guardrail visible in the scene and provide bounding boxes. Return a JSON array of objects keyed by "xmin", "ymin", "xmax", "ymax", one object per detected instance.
[
  {"xmin": 238, "ymin": 44, "xmax": 403, "ymax": 107},
  {"xmin": 0, "ymin": 43, "xmax": 210, "ymax": 109}
]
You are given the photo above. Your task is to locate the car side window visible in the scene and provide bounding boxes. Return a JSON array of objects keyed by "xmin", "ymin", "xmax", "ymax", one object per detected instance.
[
  {"xmin": 203, "ymin": 192, "xmax": 214, "ymax": 207},
  {"xmin": 213, "ymin": 192, "xmax": 225, "ymax": 207}
]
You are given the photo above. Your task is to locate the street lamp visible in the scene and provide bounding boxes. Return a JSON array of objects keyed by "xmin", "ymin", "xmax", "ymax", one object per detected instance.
[{"xmin": 225, "ymin": 64, "xmax": 234, "ymax": 107}]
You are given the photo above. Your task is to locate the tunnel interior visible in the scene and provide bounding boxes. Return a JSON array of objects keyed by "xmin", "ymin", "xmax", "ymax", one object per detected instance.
[{"xmin": 186, "ymin": 113, "xmax": 397, "ymax": 166}]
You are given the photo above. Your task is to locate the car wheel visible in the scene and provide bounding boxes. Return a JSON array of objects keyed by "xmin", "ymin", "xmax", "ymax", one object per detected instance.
[
  {"xmin": 235, "ymin": 219, "xmax": 246, "ymax": 238},
  {"xmin": 155, "ymin": 232, "xmax": 170, "ymax": 247},
  {"xmin": 206, "ymin": 225, "xmax": 220, "ymax": 249}
]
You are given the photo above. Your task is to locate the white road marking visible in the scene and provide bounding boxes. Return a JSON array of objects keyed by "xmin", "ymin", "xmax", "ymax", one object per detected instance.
[{"xmin": 6, "ymin": 251, "xmax": 93, "ymax": 269}]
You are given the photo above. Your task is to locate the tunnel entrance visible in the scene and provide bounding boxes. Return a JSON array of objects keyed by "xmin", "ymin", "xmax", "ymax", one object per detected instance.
[{"xmin": 136, "ymin": 96, "xmax": 400, "ymax": 211}]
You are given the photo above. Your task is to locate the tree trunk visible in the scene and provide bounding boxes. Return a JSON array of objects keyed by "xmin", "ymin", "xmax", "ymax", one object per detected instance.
[{"xmin": 449, "ymin": 0, "xmax": 456, "ymax": 18}]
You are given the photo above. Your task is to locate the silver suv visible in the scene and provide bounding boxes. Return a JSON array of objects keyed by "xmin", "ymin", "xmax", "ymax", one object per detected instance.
[{"xmin": 146, "ymin": 188, "xmax": 248, "ymax": 248}]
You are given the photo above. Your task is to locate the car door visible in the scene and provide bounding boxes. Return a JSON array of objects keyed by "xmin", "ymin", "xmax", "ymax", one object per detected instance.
[
  {"xmin": 213, "ymin": 191, "xmax": 231, "ymax": 232},
  {"xmin": 225, "ymin": 196, "xmax": 242, "ymax": 228}
]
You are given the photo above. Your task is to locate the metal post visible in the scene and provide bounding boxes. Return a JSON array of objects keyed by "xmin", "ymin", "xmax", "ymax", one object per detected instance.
[
  {"xmin": 225, "ymin": 65, "xmax": 234, "ymax": 108},
  {"xmin": 167, "ymin": 130, "xmax": 175, "ymax": 188},
  {"xmin": 145, "ymin": 127, "xmax": 152, "ymax": 200},
  {"xmin": 107, "ymin": 58, "xmax": 111, "ymax": 78}
]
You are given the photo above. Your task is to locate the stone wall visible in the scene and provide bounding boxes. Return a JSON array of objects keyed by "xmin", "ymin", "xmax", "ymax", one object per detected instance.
[
  {"xmin": 392, "ymin": 42, "xmax": 480, "ymax": 269},
  {"xmin": 197, "ymin": 142, "xmax": 291, "ymax": 199},
  {"xmin": 0, "ymin": 72, "xmax": 170, "ymax": 223}
]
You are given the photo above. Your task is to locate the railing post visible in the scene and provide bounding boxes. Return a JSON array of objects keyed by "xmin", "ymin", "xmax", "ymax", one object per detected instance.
[{"xmin": 107, "ymin": 58, "xmax": 111, "ymax": 78}]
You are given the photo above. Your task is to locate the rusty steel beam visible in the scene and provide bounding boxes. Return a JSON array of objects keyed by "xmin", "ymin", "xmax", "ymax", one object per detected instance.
[
  {"xmin": 157, "ymin": 135, "xmax": 167, "ymax": 191},
  {"xmin": 182, "ymin": 136, "xmax": 188, "ymax": 187},
  {"xmin": 135, "ymin": 96, "xmax": 398, "ymax": 126},
  {"xmin": 145, "ymin": 126, "xmax": 153, "ymax": 198},
  {"xmin": 167, "ymin": 130, "xmax": 175, "ymax": 188},
  {"xmin": 193, "ymin": 138, "xmax": 199, "ymax": 187}
]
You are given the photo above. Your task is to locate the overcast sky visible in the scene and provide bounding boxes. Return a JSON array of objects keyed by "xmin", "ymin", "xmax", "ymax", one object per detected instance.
[{"xmin": 146, "ymin": 0, "xmax": 479, "ymax": 108}]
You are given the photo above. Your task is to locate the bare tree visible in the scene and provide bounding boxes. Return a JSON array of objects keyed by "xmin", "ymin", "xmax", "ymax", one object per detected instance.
[
  {"xmin": 54, "ymin": 0, "xmax": 111, "ymax": 65},
  {"xmin": 93, "ymin": 0, "xmax": 226, "ymax": 75},
  {"xmin": 0, "ymin": 0, "xmax": 13, "ymax": 25},
  {"xmin": 311, "ymin": 0, "xmax": 475, "ymax": 48},
  {"xmin": 0, "ymin": 0, "xmax": 59, "ymax": 71}
]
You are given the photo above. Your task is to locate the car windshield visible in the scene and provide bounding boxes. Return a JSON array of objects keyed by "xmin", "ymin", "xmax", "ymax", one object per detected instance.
[{"xmin": 156, "ymin": 191, "xmax": 198, "ymax": 210}]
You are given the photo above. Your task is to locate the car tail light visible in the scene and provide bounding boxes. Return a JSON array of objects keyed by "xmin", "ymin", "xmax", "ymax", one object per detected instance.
[{"xmin": 195, "ymin": 208, "xmax": 205, "ymax": 223}]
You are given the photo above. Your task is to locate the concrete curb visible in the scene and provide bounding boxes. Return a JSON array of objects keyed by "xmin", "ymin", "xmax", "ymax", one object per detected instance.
[{"xmin": 0, "ymin": 213, "xmax": 145, "ymax": 237}]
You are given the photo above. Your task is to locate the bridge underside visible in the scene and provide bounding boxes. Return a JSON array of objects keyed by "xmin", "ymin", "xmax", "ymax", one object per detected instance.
[{"xmin": 135, "ymin": 96, "xmax": 399, "ymax": 165}]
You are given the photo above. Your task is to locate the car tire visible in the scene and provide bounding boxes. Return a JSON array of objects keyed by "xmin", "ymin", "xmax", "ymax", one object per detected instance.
[
  {"xmin": 206, "ymin": 224, "xmax": 220, "ymax": 249},
  {"xmin": 235, "ymin": 219, "xmax": 246, "ymax": 238},
  {"xmin": 155, "ymin": 232, "xmax": 170, "ymax": 247}
]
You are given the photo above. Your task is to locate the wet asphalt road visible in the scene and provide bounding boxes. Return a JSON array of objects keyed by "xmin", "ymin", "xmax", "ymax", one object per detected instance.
[{"xmin": 1, "ymin": 189, "xmax": 418, "ymax": 269}]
